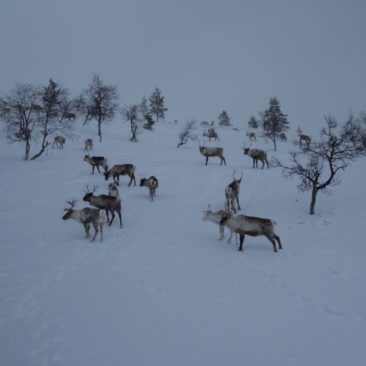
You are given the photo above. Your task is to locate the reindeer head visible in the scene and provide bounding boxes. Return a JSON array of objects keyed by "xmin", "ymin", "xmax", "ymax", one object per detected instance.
[
  {"xmin": 62, "ymin": 199, "xmax": 77, "ymax": 220},
  {"xmin": 202, "ymin": 204, "xmax": 213, "ymax": 221},
  {"xmin": 83, "ymin": 185, "xmax": 97, "ymax": 202},
  {"xmin": 243, "ymin": 147, "xmax": 250, "ymax": 155}
]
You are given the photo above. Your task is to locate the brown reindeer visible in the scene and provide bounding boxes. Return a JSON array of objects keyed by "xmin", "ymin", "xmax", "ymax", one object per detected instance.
[
  {"xmin": 84, "ymin": 155, "xmax": 108, "ymax": 174},
  {"xmin": 104, "ymin": 164, "xmax": 136, "ymax": 186},
  {"xmin": 83, "ymin": 186, "xmax": 122, "ymax": 228},
  {"xmin": 243, "ymin": 147, "xmax": 269, "ymax": 169},
  {"xmin": 53, "ymin": 136, "xmax": 66, "ymax": 149}
]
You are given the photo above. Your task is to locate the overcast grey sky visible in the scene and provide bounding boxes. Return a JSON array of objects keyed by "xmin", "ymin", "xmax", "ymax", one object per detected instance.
[{"xmin": 1, "ymin": 0, "xmax": 365, "ymax": 133}]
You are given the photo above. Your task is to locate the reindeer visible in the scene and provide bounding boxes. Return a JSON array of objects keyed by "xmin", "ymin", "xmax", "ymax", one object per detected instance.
[
  {"xmin": 53, "ymin": 136, "xmax": 66, "ymax": 149},
  {"xmin": 219, "ymin": 210, "xmax": 282, "ymax": 252},
  {"xmin": 246, "ymin": 132, "xmax": 256, "ymax": 141},
  {"xmin": 64, "ymin": 112, "xmax": 76, "ymax": 120},
  {"xmin": 297, "ymin": 127, "xmax": 311, "ymax": 149},
  {"xmin": 84, "ymin": 138, "xmax": 93, "ymax": 151},
  {"xmin": 279, "ymin": 132, "xmax": 287, "ymax": 141},
  {"xmin": 83, "ymin": 186, "xmax": 122, "ymax": 228},
  {"xmin": 199, "ymin": 145, "xmax": 226, "ymax": 166},
  {"xmin": 140, "ymin": 176, "xmax": 159, "ymax": 201},
  {"xmin": 202, "ymin": 128, "xmax": 220, "ymax": 141},
  {"xmin": 104, "ymin": 164, "xmax": 136, "ymax": 186},
  {"xmin": 202, "ymin": 205, "xmax": 237, "ymax": 244},
  {"xmin": 225, "ymin": 171, "xmax": 243, "ymax": 213},
  {"xmin": 243, "ymin": 147, "xmax": 269, "ymax": 169},
  {"xmin": 84, "ymin": 155, "xmax": 108, "ymax": 174},
  {"xmin": 299, "ymin": 134, "xmax": 311, "ymax": 149},
  {"xmin": 108, "ymin": 183, "xmax": 120, "ymax": 198},
  {"xmin": 62, "ymin": 199, "xmax": 104, "ymax": 242}
]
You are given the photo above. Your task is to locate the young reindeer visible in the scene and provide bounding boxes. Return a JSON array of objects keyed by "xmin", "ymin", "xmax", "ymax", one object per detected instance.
[
  {"xmin": 199, "ymin": 145, "xmax": 226, "ymax": 166},
  {"xmin": 84, "ymin": 155, "xmax": 108, "ymax": 174},
  {"xmin": 104, "ymin": 164, "xmax": 136, "ymax": 186},
  {"xmin": 108, "ymin": 183, "xmax": 120, "ymax": 198},
  {"xmin": 202, "ymin": 128, "xmax": 220, "ymax": 141},
  {"xmin": 219, "ymin": 210, "xmax": 282, "ymax": 252},
  {"xmin": 53, "ymin": 136, "xmax": 66, "ymax": 149},
  {"xmin": 62, "ymin": 199, "xmax": 104, "ymax": 242},
  {"xmin": 243, "ymin": 147, "xmax": 269, "ymax": 169},
  {"xmin": 83, "ymin": 186, "xmax": 122, "ymax": 228},
  {"xmin": 84, "ymin": 138, "xmax": 93, "ymax": 151},
  {"xmin": 225, "ymin": 171, "xmax": 243, "ymax": 213},
  {"xmin": 140, "ymin": 176, "xmax": 159, "ymax": 201}
]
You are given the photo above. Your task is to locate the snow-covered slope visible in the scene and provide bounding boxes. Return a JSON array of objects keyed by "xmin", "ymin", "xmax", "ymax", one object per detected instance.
[{"xmin": 1, "ymin": 120, "xmax": 365, "ymax": 366}]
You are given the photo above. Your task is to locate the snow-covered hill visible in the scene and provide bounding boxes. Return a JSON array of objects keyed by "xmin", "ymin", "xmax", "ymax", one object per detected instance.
[{"xmin": 1, "ymin": 120, "xmax": 365, "ymax": 366}]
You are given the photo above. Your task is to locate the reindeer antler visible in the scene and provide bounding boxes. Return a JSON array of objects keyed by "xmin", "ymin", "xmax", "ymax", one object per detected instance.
[
  {"xmin": 65, "ymin": 199, "xmax": 77, "ymax": 210},
  {"xmin": 84, "ymin": 185, "xmax": 97, "ymax": 193}
]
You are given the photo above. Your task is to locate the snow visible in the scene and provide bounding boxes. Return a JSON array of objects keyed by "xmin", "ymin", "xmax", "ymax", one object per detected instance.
[{"xmin": 1, "ymin": 121, "xmax": 365, "ymax": 366}]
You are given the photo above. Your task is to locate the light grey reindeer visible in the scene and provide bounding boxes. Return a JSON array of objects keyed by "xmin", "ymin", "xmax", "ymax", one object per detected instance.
[
  {"xmin": 108, "ymin": 182, "xmax": 120, "ymax": 198},
  {"xmin": 199, "ymin": 145, "xmax": 226, "ymax": 166},
  {"xmin": 202, "ymin": 205, "xmax": 238, "ymax": 244},
  {"xmin": 84, "ymin": 138, "xmax": 93, "ymax": 151},
  {"xmin": 225, "ymin": 171, "xmax": 243, "ymax": 213},
  {"xmin": 62, "ymin": 199, "xmax": 104, "ymax": 242},
  {"xmin": 219, "ymin": 210, "xmax": 282, "ymax": 252},
  {"xmin": 140, "ymin": 176, "xmax": 159, "ymax": 201}
]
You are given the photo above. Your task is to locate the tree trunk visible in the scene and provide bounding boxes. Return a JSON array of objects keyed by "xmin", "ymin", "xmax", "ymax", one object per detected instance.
[
  {"xmin": 98, "ymin": 120, "xmax": 102, "ymax": 142},
  {"xmin": 309, "ymin": 184, "xmax": 318, "ymax": 215},
  {"xmin": 24, "ymin": 139, "xmax": 31, "ymax": 160},
  {"xmin": 31, "ymin": 141, "xmax": 49, "ymax": 160},
  {"xmin": 31, "ymin": 131, "xmax": 49, "ymax": 160}
]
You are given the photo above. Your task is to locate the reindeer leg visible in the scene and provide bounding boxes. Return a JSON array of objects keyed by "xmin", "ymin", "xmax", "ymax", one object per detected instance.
[
  {"xmin": 117, "ymin": 209, "xmax": 122, "ymax": 228},
  {"xmin": 84, "ymin": 224, "xmax": 90, "ymax": 238},
  {"xmin": 96, "ymin": 165, "xmax": 101, "ymax": 173},
  {"xmin": 265, "ymin": 235, "xmax": 277, "ymax": 252},
  {"xmin": 205, "ymin": 156, "xmax": 208, "ymax": 165},
  {"xmin": 109, "ymin": 212, "xmax": 115, "ymax": 226},
  {"xmin": 238, "ymin": 234, "xmax": 245, "ymax": 251},
  {"xmin": 91, "ymin": 222, "xmax": 98, "ymax": 242},
  {"xmin": 219, "ymin": 225, "xmax": 224, "ymax": 240},
  {"xmin": 236, "ymin": 197, "xmax": 241, "ymax": 211},
  {"xmin": 99, "ymin": 223, "xmax": 103, "ymax": 242},
  {"xmin": 274, "ymin": 234, "xmax": 282, "ymax": 249},
  {"xmin": 105, "ymin": 209, "xmax": 110, "ymax": 223}
]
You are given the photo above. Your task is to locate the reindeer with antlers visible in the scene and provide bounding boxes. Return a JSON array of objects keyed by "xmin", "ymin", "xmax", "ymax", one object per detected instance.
[
  {"xmin": 83, "ymin": 185, "xmax": 122, "ymax": 228},
  {"xmin": 62, "ymin": 200, "xmax": 104, "ymax": 242}
]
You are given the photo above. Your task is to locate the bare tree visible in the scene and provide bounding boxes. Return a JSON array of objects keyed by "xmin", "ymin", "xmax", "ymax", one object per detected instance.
[
  {"xmin": 82, "ymin": 74, "xmax": 119, "ymax": 142},
  {"xmin": 30, "ymin": 79, "xmax": 74, "ymax": 160},
  {"xmin": 273, "ymin": 115, "xmax": 366, "ymax": 215},
  {"xmin": 122, "ymin": 104, "xmax": 140, "ymax": 142},
  {"xmin": 177, "ymin": 120, "xmax": 196, "ymax": 148},
  {"xmin": 0, "ymin": 84, "xmax": 41, "ymax": 160}
]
